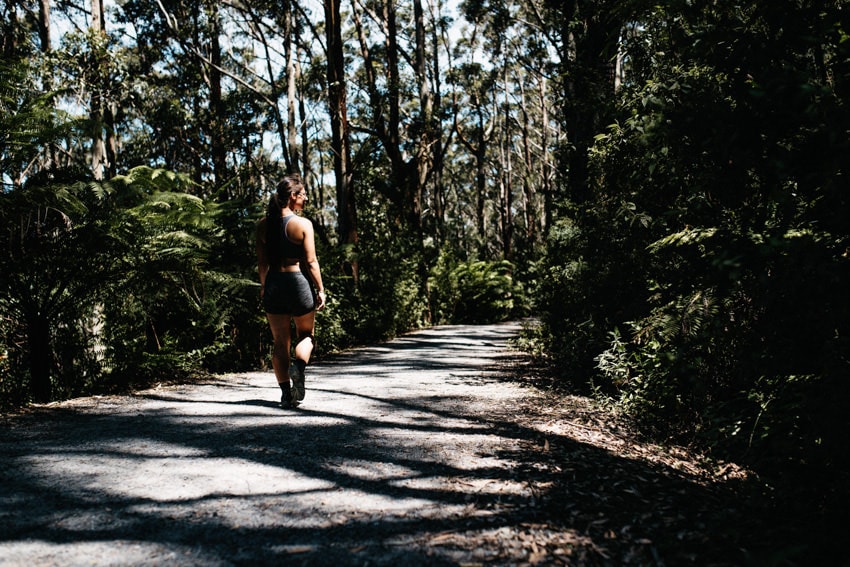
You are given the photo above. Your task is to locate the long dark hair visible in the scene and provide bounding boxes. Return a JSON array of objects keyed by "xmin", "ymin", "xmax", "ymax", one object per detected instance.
[{"xmin": 265, "ymin": 174, "xmax": 305, "ymax": 269}]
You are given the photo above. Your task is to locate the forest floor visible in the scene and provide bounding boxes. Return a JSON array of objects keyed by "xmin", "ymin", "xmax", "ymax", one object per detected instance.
[{"xmin": 0, "ymin": 322, "xmax": 842, "ymax": 566}]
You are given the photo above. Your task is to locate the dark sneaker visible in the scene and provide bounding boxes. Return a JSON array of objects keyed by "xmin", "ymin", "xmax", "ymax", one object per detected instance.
[
  {"xmin": 289, "ymin": 365, "xmax": 305, "ymax": 402},
  {"xmin": 280, "ymin": 391, "xmax": 296, "ymax": 409}
]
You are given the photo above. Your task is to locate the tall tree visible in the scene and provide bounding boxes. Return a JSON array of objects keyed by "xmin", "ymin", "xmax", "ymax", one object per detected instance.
[
  {"xmin": 413, "ymin": 0, "xmax": 435, "ymax": 224},
  {"xmin": 325, "ymin": 0, "xmax": 357, "ymax": 244},
  {"xmin": 352, "ymin": 0, "xmax": 421, "ymax": 230},
  {"xmin": 205, "ymin": 0, "xmax": 226, "ymax": 188},
  {"xmin": 90, "ymin": 0, "xmax": 107, "ymax": 180},
  {"xmin": 283, "ymin": 0, "xmax": 299, "ymax": 174},
  {"xmin": 324, "ymin": 0, "xmax": 358, "ymax": 274},
  {"xmin": 549, "ymin": 0, "xmax": 622, "ymax": 206},
  {"xmin": 37, "ymin": 0, "xmax": 50, "ymax": 52}
]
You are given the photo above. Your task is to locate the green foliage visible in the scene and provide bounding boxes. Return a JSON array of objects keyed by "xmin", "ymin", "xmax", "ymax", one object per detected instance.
[
  {"xmin": 535, "ymin": 208, "xmax": 654, "ymax": 388},
  {"xmin": 0, "ymin": 163, "xmax": 248, "ymax": 403},
  {"xmin": 328, "ymin": 177, "xmax": 430, "ymax": 345},
  {"xmin": 535, "ymin": 2, "xmax": 850, "ymax": 472},
  {"xmin": 429, "ymin": 253, "xmax": 524, "ymax": 324}
]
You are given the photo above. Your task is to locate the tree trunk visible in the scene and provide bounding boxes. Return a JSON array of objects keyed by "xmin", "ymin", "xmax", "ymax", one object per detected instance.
[
  {"xmin": 298, "ymin": 54, "xmax": 312, "ymax": 188},
  {"xmin": 2, "ymin": 2, "xmax": 19, "ymax": 56},
  {"xmin": 37, "ymin": 0, "xmax": 61, "ymax": 172},
  {"xmin": 249, "ymin": 7, "xmax": 290, "ymax": 171},
  {"xmin": 429, "ymin": 1, "xmax": 446, "ymax": 241},
  {"xmin": 90, "ymin": 0, "xmax": 106, "ymax": 180},
  {"xmin": 28, "ymin": 316, "xmax": 52, "ymax": 403},
  {"xmin": 474, "ymin": 133, "xmax": 488, "ymax": 248},
  {"xmin": 413, "ymin": 0, "xmax": 432, "ymax": 209},
  {"xmin": 104, "ymin": 101, "xmax": 117, "ymax": 179},
  {"xmin": 324, "ymin": 0, "xmax": 358, "ymax": 280},
  {"xmin": 284, "ymin": 0, "xmax": 300, "ymax": 174},
  {"xmin": 206, "ymin": 0, "xmax": 227, "ymax": 188},
  {"xmin": 455, "ymin": 106, "xmax": 491, "ymax": 252},
  {"xmin": 561, "ymin": 0, "xmax": 618, "ymax": 206},
  {"xmin": 518, "ymin": 75, "xmax": 536, "ymax": 245},
  {"xmin": 352, "ymin": 0, "xmax": 422, "ymax": 232},
  {"xmin": 38, "ymin": 0, "xmax": 50, "ymax": 52},
  {"xmin": 384, "ymin": 0, "xmax": 420, "ymax": 229},
  {"xmin": 498, "ymin": 78, "xmax": 513, "ymax": 260},
  {"xmin": 540, "ymin": 76, "xmax": 552, "ymax": 237}
]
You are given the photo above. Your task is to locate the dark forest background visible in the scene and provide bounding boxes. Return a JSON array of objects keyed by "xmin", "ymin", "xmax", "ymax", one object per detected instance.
[{"xmin": 2, "ymin": 0, "xmax": 848, "ymax": 492}]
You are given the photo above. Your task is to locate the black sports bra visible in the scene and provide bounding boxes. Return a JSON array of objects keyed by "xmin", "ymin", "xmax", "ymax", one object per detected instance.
[{"xmin": 280, "ymin": 215, "xmax": 304, "ymax": 259}]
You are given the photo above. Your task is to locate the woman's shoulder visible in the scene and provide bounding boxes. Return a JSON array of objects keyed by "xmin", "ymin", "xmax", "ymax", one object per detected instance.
[{"xmin": 291, "ymin": 215, "xmax": 313, "ymax": 231}]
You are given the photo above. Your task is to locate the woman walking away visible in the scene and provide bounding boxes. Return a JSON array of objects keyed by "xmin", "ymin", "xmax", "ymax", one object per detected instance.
[{"xmin": 256, "ymin": 174, "xmax": 326, "ymax": 408}]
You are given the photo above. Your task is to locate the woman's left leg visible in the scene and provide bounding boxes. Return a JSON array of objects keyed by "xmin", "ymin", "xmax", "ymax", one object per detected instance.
[{"xmin": 289, "ymin": 311, "xmax": 316, "ymax": 401}]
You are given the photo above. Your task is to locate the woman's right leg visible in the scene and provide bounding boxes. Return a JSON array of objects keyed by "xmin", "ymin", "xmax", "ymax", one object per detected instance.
[{"xmin": 267, "ymin": 313, "xmax": 293, "ymax": 406}]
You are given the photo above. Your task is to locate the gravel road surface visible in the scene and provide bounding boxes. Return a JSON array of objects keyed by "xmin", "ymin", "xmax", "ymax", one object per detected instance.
[{"xmin": 0, "ymin": 322, "xmax": 551, "ymax": 566}]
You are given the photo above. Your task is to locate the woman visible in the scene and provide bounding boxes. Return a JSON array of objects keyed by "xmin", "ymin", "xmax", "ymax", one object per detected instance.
[{"xmin": 256, "ymin": 174, "xmax": 326, "ymax": 408}]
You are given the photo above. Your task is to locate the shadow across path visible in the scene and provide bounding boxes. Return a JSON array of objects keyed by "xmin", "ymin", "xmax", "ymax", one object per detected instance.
[{"xmin": 0, "ymin": 322, "xmax": 803, "ymax": 565}]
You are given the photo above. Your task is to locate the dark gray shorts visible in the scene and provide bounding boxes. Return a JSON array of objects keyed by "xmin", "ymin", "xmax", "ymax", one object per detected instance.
[{"xmin": 263, "ymin": 271, "xmax": 316, "ymax": 316}]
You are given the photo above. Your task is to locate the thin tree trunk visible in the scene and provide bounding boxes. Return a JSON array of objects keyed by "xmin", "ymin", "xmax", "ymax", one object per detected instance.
[
  {"xmin": 3, "ymin": 2, "xmax": 19, "ymax": 56},
  {"xmin": 324, "ymin": 0, "xmax": 358, "ymax": 281},
  {"xmin": 38, "ymin": 0, "xmax": 50, "ymax": 52},
  {"xmin": 518, "ymin": 75, "xmax": 536, "ymax": 245},
  {"xmin": 561, "ymin": 0, "xmax": 618, "ymax": 206},
  {"xmin": 384, "ymin": 0, "xmax": 419, "ymax": 229},
  {"xmin": 206, "ymin": 1, "xmax": 226, "ymax": 188},
  {"xmin": 474, "ymin": 130, "xmax": 488, "ymax": 247},
  {"xmin": 37, "ymin": 0, "xmax": 60, "ymax": 172},
  {"xmin": 413, "ymin": 0, "xmax": 432, "ymax": 203},
  {"xmin": 248, "ymin": 9, "xmax": 290, "ymax": 170},
  {"xmin": 457, "ymin": 106, "xmax": 491, "ymax": 251},
  {"xmin": 28, "ymin": 316, "xmax": 52, "ymax": 403},
  {"xmin": 429, "ymin": 0, "xmax": 446, "ymax": 240},
  {"xmin": 284, "ymin": 0, "xmax": 300, "ymax": 173},
  {"xmin": 90, "ymin": 0, "xmax": 106, "ymax": 180},
  {"xmin": 540, "ymin": 76, "xmax": 552, "ymax": 236},
  {"xmin": 104, "ymin": 102, "xmax": 117, "ymax": 179},
  {"xmin": 298, "ymin": 53, "xmax": 311, "ymax": 184},
  {"xmin": 496, "ymin": 58, "xmax": 513, "ymax": 260}
]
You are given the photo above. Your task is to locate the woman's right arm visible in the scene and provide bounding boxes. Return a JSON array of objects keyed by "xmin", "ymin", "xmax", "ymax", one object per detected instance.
[{"xmin": 256, "ymin": 218, "xmax": 268, "ymax": 290}]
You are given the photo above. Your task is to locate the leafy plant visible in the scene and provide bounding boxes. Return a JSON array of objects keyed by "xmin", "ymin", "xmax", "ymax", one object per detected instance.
[{"xmin": 429, "ymin": 254, "xmax": 524, "ymax": 324}]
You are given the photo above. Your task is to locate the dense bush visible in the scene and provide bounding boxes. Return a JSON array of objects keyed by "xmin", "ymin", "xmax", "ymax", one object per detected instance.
[
  {"xmin": 429, "ymin": 254, "xmax": 526, "ymax": 324},
  {"xmin": 536, "ymin": 3, "xmax": 850, "ymax": 471}
]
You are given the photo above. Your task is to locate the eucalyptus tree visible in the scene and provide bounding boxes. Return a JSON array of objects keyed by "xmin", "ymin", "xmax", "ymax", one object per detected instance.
[
  {"xmin": 542, "ymin": 0, "xmax": 625, "ymax": 207},
  {"xmin": 444, "ymin": 0, "xmax": 559, "ymax": 260},
  {"xmin": 510, "ymin": 1, "xmax": 559, "ymax": 252},
  {"xmin": 324, "ymin": 0, "xmax": 358, "ymax": 265},
  {"xmin": 449, "ymin": 54, "xmax": 497, "ymax": 255},
  {"xmin": 347, "ymin": 0, "xmax": 462, "ymax": 324},
  {"xmin": 350, "ymin": 0, "xmax": 447, "ymax": 235}
]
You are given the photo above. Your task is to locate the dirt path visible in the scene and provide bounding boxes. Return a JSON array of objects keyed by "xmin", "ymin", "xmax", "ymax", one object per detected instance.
[
  {"xmin": 0, "ymin": 323, "xmax": 827, "ymax": 566},
  {"xmin": 0, "ymin": 323, "xmax": 540, "ymax": 566}
]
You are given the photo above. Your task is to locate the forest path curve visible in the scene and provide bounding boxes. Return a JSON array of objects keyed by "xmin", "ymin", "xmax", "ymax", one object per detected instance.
[{"xmin": 0, "ymin": 322, "xmax": 572, "ymax": 566}]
